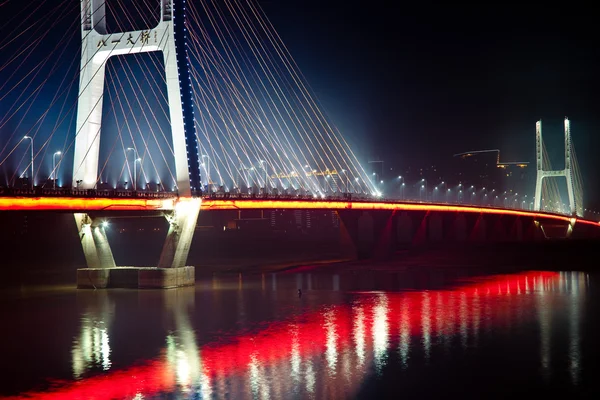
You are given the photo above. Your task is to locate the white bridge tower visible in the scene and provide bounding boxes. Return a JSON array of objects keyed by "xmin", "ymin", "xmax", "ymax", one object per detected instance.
[
  {"xmin": 533, "ymin": 118, "xmax": 581, "ymax": 217},
  {"xmin": 73, "ymin": 0, "xmax": 201, "ymax": 196},
  {"xmin": 73, "ymin": 1, "xmax": 202, "ymax": 276}
]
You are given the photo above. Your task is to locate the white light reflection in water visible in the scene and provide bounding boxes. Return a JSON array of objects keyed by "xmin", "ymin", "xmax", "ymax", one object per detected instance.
[
  {"xmin": 567, "ymin": 271, "xmax": 586, "ymax": 386},
  {"xmin": 435, "ymin": 292, "xmax": 444, "ymax": 344},
  {"xmin": 304, "ymin": 361, "xmax": 315, "ymax": 395},
  {"xmin": 445, "ymin": 292, "xmax": 456, "ymax": 350},
  {"xmin": 372, "ymin": 293, "xmax": 389, "ymax": 374},
  {"xmin": 459, "ymin": 291, "xmax": 468, "ymax": 349},
  {"xmin": 399, "ymin": 298, "xmax": 410, "ymax": 368},
  {"xmin": 342, "ymin": 346, "xmax": 352, "ymax": 386},
  {"xmin": 324, "ymin": 308, "xmax": 338, "ymax": 375},
  {"xmin": 248, "ymin": 354, "xmax": 262, "ymax": 399},
  {"xmin": 290, "ymin": 325, "xmax": 301, "ymax": 385},
  {"xmin": 353, "ymin": 304, "xmax": 366, "ymax": 366},
  {"xmin": 536, "ymin": 274, "xmax": 552, "ymax": 380},
  {"xmin": 472, "ymin": 289, "xmax": 481, "ymax": 346},
  {"xmin": 421, "ymin": 292, "xmax": 431, "ymax": 361},
  {"xmin": 70, "ymin": 293, "xmax": 114, "ymax": 379},
  {"xmin": 71, "ymin": 317, "xmax": 112, "ymax": 378},
  {"xmin": 248, "ymin": 354, "xmax": 274, "ymax": 400}
]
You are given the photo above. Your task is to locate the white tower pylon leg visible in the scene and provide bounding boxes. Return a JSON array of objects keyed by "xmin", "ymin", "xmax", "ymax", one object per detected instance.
[
  {"xmin": 564, "ymin": 118, "xmax": 576, "ymax": 216},
  {"xmin": 533, "ymin": 118, "xmax": 580, "ymax": 216},
  {"xmin": 534, "ymin": 120, "xmax": 544, "ymax": 212},
  {"xmin": 73, "ymin": 0, "xmax": 201, "ymax": 196}
]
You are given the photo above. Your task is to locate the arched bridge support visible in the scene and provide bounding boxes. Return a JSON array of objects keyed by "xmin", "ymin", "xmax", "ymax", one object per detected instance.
[
  {"xmin": 74, "ymin": 213, "xmax": 116, "ymax": 269},
  {"xmin": 337, "ymin": 210, "xmax": 396, "ymax": 260},
  {"xmin": 76, "ymin": 198, "xmax": 201, "ymax": 289},
  {"xmin": 334, "ymin": 209, "xmax": 589, "ymax": 261},
  {"xmin": 158, "ymin": 198, "xmax": 202, "ymax": 268}
]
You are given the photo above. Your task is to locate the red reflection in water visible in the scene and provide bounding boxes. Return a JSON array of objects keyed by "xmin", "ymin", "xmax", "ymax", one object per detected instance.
[{"xmin": 2, "ymin": 271, "xmax": 561, "ymax": 400}]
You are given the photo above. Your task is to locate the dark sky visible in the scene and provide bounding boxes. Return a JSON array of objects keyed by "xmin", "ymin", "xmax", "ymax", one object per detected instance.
[{"xmin": 262, "ymin": 1, "xmax": 600, "ymax": 206}]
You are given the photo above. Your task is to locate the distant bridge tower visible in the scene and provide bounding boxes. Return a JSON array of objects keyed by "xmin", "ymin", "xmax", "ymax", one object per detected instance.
[
  {"xmin": 534, "ymin": 118, "xmax": 581, "ymax": 216},
  {"xmin": 73, "ymin": 0, "xmax": 201, "ymax": 196}
]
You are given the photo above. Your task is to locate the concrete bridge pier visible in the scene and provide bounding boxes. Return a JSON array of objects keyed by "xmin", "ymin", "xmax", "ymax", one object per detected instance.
[
  {"xmin": 74, "ymin": 213, "xmax": 116, "ymax": 288},
  {"xmin": 335, "ymin": 209, "xmax": 570, "ymax": 262},
  {"xmin": 76, "ymin": 198, "xmax": 201, "ymax": 289},
  {"xmin": 158, "ymin": 198, "xmax": 202, "ymax": 269},
  {"xmin": 338, "ymin": 210, "xmax": 396, "ymax": 260}
]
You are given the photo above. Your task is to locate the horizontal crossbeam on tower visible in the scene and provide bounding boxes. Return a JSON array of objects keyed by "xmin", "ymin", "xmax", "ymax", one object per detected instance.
[{"xmin": 73, "ymin": 0, "xmax": 200, "ymax": 196}]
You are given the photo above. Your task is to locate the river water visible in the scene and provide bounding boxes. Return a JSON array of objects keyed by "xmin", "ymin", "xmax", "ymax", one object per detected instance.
[{"xmin": 0, "ymin": 268, "xmax": 598, "ymax": 399}]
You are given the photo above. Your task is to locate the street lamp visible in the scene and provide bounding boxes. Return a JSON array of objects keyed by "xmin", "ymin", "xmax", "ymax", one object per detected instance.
[
  {"xmin": 340, "ymin": 169, "xmax": 350, "ymax": 193},
  {"xmin": 133, "ymin": 158, "xmax": 141, "ymax": 191},
  {"xmin": 202, "ymin": 154, "xmax": 211, "ymax": 192},
  {"xmin": 52, "ymin": 151, "xmax": 61, "ymax": 189},
  {"xmin": 126, "ymin": 147, "xmax": 139, "ymax": 190},
  {"xmin": 438, "ymin": 181, "xmax": 446, "ymax": 197},
  {"xmin": 23, "ymin": 136, "xmax": 33, "ymax": 187}
]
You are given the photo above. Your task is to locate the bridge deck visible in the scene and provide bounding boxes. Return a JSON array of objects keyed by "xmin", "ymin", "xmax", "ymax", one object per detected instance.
[{"xmin": 0, "ymin": 195, "xmax": 598, "ymax": 227}]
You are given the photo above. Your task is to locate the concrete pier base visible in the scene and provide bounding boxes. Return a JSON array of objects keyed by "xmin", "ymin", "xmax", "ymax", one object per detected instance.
[{"xmin": 77, "ymin": 266, "xmax": 195, "ymax": 289}]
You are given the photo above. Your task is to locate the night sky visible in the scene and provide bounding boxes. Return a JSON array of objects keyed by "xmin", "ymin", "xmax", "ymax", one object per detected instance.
[
  {"xmin": 1, "ymin": 1, "xmax": 599, "ymax": 207},
  {"xmin": 262, "ymin": 1, "xmax": 600, "ymax": 206}
]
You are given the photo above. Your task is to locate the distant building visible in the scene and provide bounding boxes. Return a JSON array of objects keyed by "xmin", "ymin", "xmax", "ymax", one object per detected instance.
[{"xmin": 453, "ymin": 150, "xmax": 529, "ymax": 194}]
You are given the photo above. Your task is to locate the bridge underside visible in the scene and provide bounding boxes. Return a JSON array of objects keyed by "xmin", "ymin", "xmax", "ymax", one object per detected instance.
[
  {"xmin": 74, "ymin": 198, "xmax": 201, "ymax": 288},
  {"xmin": 1, "ymin": 197, "xmax": 598, "ymax": 289}
]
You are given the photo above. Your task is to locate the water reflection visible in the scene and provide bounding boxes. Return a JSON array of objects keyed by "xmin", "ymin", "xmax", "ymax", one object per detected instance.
[
  {"xmin": 71, "ymin": 292, "xmax": 114, "ymax": 378},
  {"xmin": 4, "ymin": 271, "xmax": 591, "ymax": 400},
  {"xmin": 372, "ymin": 293, "xmax": 389, "ymax": 374}
]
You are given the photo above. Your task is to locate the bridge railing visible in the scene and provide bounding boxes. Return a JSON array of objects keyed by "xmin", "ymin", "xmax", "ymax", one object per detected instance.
[
  {"xmin": 203, "ymin": 191, "xmax": 374, "ymax": 201},
  {"xmin": 0, "ymin": 186, "xmax": 588, "ymax": 219},
  {"xmin": 0, "ymin": 187, "xmax": 180, "ymax": 199}
]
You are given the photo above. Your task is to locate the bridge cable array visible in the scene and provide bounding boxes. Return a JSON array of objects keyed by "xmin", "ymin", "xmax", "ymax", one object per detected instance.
[{"xmin": 0, "ymin": 0, "xmax": 377, "ymax": 196}]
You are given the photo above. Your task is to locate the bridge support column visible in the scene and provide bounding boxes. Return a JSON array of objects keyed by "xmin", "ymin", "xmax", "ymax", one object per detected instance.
[
  {"xmin": 74, "ymin": 213, "xmax": 116, "ymax": 269},
  {"xmin": 76, "ymin": 198, "xmax": 200, "ymax": 289},
  {"xmin": 337, "ymin": 210, "xmax": 396, "ymax": 260},
  {"xmin": 158, "ymin": 198, "xmax": 201, "ymax": 268}
]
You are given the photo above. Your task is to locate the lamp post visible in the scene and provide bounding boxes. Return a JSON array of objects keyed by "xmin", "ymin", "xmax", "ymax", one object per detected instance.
[
  {"xmin": 126, "ymin": 147, "xmax": 139, "ymax": 190},
  {"xmin": 397, "ymin": 176, "xmax": 404, "ymax": 199},
  {"xmin": 341, "ymin": 169, "xmax": 350, "ymax": 193},
  {"xmin": 438, "ymin": 181, "xmax": 446, "ymax": 201},
  {"xmin": 23, "ymin": 136, "xmax": 33, "ymax": 188},
  {"xmin": 52, "ymin": 151, "xmax": 61, "ymax": 189},
  {"xmin": 134, "ymin": 158, "xmax": 141, "ymax": 191},
  {"xmin": 202, "ymin": 154, "xmax": 210, "ymax": 192}
]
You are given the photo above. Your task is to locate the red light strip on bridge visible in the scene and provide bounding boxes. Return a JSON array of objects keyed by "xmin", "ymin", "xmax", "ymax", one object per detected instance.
[
  {"xmin": 0, "ymin": 197, "xmax": 175, "ymax": 211},
  {"xmin": 1, "ymin": 197, "xmax": 598, "ymax": 227},
  {"xmin": 200, "ymin": 199, "xmax": 600, "ymax": 226}
]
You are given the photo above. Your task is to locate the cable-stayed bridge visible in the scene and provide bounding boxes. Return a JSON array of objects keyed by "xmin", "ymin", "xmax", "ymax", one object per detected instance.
[{"xmin": 0, "ymin": 1, "xmax": 598, "ymax": 287}]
